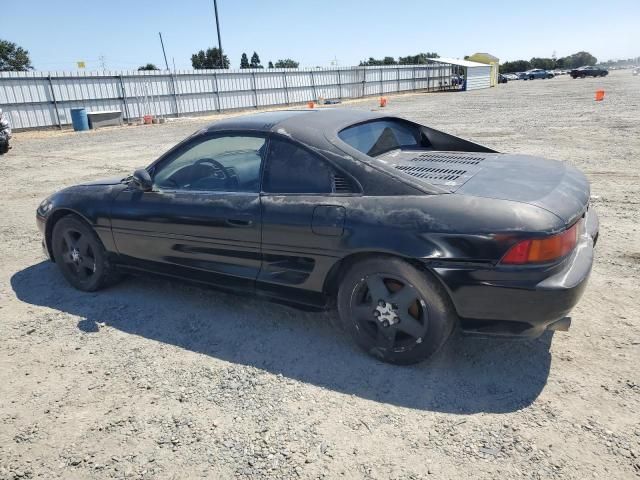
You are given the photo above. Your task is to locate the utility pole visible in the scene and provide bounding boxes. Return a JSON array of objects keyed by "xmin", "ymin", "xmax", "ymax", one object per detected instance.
[
  {"xmin": 213, "ymin": 0, "xmax": 224, "ymax": 68},
  {"xmin": 159, "ymin": 32, "xmax": 170, "ymax": 70}
]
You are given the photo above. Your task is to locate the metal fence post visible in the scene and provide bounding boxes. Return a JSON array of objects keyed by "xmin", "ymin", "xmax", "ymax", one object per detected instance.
[
  {"xmin": 310, "ymin": 69, "xmax": 317, "ymax": 102},
  {"xmin": 283, "ymin": 70, "xmax": 290, "ymax": 105},
  {"xmin": 362, "ymin": 68, "xmax": 366, "ymax": 97},
  {"xmin": 46, "ymin": 75, "xmax": 62, "ymax": 129},
  {"xmin": 337, "ymin": 69, "xmax": 342, "ymax": 99},
  {"xmin": 379, "ymin": 67, "xmax": 383, "ymax": 95},
  {"xmin": 251, "ymin": 71, "xmax": 259, "ymax": 108},
  {"xmin": 168, "ymin": 71, "xmax": 180, "ymax": 117},
  {"xmin": 397, "ymin": 67, "xmax": 401, "ymax": 93},
  {"xmin": 118, "ymin": 75, "xmax": 130, "ymax": 121},
  {"xmin": 213, "ymin": 72, "xmax": 222, "ymax": 112},
  {"xmin": 412, "ymin": 67, "xmax": 416, "ymax": 91}
]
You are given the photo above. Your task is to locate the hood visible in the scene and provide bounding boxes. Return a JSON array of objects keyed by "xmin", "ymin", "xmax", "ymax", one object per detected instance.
[{"xmin": 77, "ymin": 175, "xmax": 127, "ymax": 187}]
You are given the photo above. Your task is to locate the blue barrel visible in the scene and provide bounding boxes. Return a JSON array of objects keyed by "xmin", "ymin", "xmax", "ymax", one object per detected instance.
[{"xmin": 70, "ymin": 108, "xmax": 89, "ymax": 131}]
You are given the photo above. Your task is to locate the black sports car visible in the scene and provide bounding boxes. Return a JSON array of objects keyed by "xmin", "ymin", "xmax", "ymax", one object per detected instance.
[
  {"xmin": 570, "ymin": 66, "xmax": 609, "ymax": 78},
  {"xmin": 36, "ymin": 109, "xmax": 598, "ymax": 364}
]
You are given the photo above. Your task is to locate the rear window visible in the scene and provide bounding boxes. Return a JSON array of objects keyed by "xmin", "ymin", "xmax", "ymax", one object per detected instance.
[{"xmin": 338, "ymin": 120, "xmax": 421, "ymax": 157}]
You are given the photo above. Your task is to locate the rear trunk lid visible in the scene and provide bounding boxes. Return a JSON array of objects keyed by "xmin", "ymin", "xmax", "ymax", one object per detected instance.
[{"xmin": 381, "ymin": 150, "xmax": 590, "ymax": 225}]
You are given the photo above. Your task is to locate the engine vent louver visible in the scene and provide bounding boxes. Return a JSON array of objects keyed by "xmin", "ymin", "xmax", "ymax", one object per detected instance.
[
  {"xmin": 332, "ymin": 173, "xmax": 355, "ymax": 194},
  {"xmin": 383, "ymin": 150, "xmax": 494, "ymax": 190},
  {"xmin": 396, "ymin": 165, "xmax": 466, "ymax": 182},
  {"xmin": 412, "ymin": 152, "xmax": 485, "ymax": 165}
]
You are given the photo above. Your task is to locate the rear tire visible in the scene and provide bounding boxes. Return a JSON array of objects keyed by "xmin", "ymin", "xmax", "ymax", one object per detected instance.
[
  {"xmin": 51, "ymin": 215, "xmax": 120, "ymax": 291},
  {"xmin": 337, "ymin": 256, "xmax": 456, "ymax": 365}
]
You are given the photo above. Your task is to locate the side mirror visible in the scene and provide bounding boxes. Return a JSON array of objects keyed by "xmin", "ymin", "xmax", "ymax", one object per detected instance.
[{"xmin": 131, "ymin": 168, "xmax": 153, "ymax": 191}]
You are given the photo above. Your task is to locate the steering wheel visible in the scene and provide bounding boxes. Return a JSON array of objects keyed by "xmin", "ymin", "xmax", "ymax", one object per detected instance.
[{"xmin": 194, "ymin": 157, "xmax": 231, "ymax": 184}]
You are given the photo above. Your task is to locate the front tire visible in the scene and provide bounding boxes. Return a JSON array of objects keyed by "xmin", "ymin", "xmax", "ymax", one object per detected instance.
[
  {"xmin": 51, "ymin": 215, "xmax": 119, "ymax": 291},
  {"xmin": 337, "ymin": 256, "xmax": 456, "ymax": 365}
]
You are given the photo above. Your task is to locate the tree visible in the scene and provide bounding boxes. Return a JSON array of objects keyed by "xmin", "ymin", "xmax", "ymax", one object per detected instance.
[
  {"xmin": 0, "ymin": 39, "xmax": 33, "ymax": 71},
  {"xmin": 268, "ymin": 61, "xmax": 274, "ymax": 69},
  {"xmin": 500, "ymin": 60, "xmax": 532, "ymax": 73},
  {"xmin": 499, "ymin": 51, "xmax": 598, "ymax": 73},
  {"xmin": 530, "ymin": 57, "xmax": 555, "ymax": 70},
  {"xmin": 250, "ymin": 52, "xmax": 263, "ymax": 68},
  {"xmin": 240, "ymin": 52, "xmax": 250, "ymax": 69},
  {"xmin": 274, "ymin": 58, "xmax": 299, "ymax": 68},
  {"xmin": 191, "ymin": 47, "xmax": 230, "ymax": 69},
  {"xmin": 359, "ymin": 56, "xmax": 397, "ymax": 66},
  {"xmin": 138, "ymin": 63, "xmax": 159, "ymax": 71},
  {"xmin": 398, "ymin": 52, "xmax": 439, "ymax": 65},
  {"xmin": 558, "ymin": 51, "xmax": 597, "ymax": 69}
]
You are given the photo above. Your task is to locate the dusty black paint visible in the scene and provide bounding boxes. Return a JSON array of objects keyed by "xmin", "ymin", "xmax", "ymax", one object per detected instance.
[{"xmin": 36, "ymin": 109, "xmax": 598, "ymax": 336}]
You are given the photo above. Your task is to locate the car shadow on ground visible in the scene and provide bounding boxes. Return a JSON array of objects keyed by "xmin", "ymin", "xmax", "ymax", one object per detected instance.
[{"xmin": 11, "ymin": 261, "xmax": 554, "ymax": 414}]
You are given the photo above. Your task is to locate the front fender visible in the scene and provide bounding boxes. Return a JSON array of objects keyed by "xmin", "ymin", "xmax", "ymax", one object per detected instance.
[{"xmin": 38, "ymin": 184, "xmax": 127, "ymax": 258}]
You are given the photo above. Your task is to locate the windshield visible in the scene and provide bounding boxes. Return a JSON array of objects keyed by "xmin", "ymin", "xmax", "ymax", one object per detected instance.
[{"xmin": 338, "ymin": 119, "xmax": 421, "ymax": 157}]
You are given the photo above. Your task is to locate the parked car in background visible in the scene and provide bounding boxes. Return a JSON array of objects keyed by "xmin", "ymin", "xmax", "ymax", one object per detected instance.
[
  {"xmin": 632, "ymin": 68, "xmax": 639, "ymax": 76},
  {"xmin": 503, "ymin": 73, "xmax": 519, "ymax": 81},
  {"xmin": 523, "ymin": 69, "xmax": 554, "ymax": 80},
  {"xmin": 498, "ymin": 74, "xmax": 508, "ymax": 84},
  {"xmin": 570, "ymin": 66, "xmax": 608, "ymax": 78},
  {"xmin": 36, "ymin": 109, "xmax": 599, "ymax": 365}
]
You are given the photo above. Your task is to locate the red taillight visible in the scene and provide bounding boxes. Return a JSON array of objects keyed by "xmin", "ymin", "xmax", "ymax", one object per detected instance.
[{"xmin": 501, "ymin": 223, "xmax": 578, "ymax": 265}]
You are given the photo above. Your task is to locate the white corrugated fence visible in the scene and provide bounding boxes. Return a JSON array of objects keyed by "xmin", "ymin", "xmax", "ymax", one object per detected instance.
[{"xmin": 0, "ymin": 62, "xmax": 460, "ymax": 130}]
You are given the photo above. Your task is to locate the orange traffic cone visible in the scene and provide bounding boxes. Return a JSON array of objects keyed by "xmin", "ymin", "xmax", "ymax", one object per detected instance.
[
  {"xmin": 307, "ymin": 101, "xmax": 315, "ymax": 109},
  {"xmin": 379, "ymin": 97, "xmax": 387, "ymax": 107},
  {"xmin": 595, "ymin": 90, "xmax": 605, "ymax": 101}
]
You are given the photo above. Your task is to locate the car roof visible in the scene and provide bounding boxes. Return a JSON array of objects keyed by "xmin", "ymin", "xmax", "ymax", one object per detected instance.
[{"xmin": 204, "ymin": 108, "xmax": 384, "ymax": 136}]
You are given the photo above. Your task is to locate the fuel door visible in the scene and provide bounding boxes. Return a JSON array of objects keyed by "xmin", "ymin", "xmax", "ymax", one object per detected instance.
[{"xmin": 312, "ymin": 205, "xmax": 346, "ymax": 236}]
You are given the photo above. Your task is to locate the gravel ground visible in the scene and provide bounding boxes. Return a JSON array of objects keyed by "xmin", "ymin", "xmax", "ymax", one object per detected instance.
[{"xmin": 1, "ymin": 71, "xmax": 639, "ymax": 480}]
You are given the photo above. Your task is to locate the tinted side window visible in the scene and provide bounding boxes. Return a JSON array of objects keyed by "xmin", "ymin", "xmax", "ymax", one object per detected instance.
[
  {"xmin": 153, "ymin": 135, "xmax": 265, "ymax": 192},
  {"xmin": 338, "ymin": 120, "xmax": 420, "ymax": 157},
  {"xmin": 263, "ymin": 138, "xmax": 333, "ymax": 194}
]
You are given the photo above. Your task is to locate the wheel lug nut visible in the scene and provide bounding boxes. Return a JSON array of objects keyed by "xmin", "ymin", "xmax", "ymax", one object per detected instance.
[
  {"xmin": 373, "ymin": 311, "xmax": 380, "ymax": 317},
  {"xmin": 382, "ymin": 320, "xmax": 390, "ymax": 328}
]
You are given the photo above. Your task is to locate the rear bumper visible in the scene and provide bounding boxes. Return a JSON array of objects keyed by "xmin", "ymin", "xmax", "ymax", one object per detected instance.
[{"xmin": 434, "ymin": 207, "xmax": 598, "ymax": 337}]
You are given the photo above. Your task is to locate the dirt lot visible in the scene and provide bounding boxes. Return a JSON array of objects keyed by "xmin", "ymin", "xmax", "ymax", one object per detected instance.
[{"xmin": 1, "ymin": 71, "xmax": 639, "ymax": 480}]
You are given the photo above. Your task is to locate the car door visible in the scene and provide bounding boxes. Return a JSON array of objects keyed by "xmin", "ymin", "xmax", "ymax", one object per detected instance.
[
  {"xmin": 258, "ymin": 135, "xmax": 359, "ymax": 306},
  {"xmin": 110, "ymin": 132, "xmax": 266, "ymax": 292}
]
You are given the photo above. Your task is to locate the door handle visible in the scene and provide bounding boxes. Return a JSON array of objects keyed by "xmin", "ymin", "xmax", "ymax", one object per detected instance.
[{"xmin": 226, "ymin": 218, "xmax": 254, "ymax": 227}]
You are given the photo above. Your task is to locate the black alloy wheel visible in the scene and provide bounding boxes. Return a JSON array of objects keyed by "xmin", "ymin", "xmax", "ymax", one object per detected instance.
[
  {"xmin": 350, "ymin": 274, "xmax": 429, "ymax": 352},
  {"xmin": 337, "ymin": 256, "xmax": 456, "ymax": 364},
  {"xmin": 60, "ymin": 228, "xmax": 97, "ymax": 280},
  {"xmin": 51, "ymin": 215, "xmax": 119, "ymax": 291}
]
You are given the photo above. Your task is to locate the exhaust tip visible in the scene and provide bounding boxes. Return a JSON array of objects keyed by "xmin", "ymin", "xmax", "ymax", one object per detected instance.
[{"xmin": 547, "ymin": 316, "xmax": 572, "ymax": 332}]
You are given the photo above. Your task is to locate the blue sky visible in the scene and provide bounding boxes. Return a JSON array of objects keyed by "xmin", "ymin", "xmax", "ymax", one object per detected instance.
[{"xmin": 2, "ymin": 0, "xmax": 639, "ymax": 71}]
